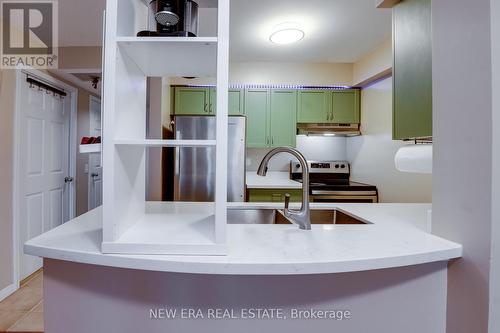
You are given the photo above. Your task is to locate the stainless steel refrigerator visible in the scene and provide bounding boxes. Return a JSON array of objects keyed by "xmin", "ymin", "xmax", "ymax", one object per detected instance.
[{"xmin": 171, "ymin": 116, "xmax": 246, "ymax": 202}]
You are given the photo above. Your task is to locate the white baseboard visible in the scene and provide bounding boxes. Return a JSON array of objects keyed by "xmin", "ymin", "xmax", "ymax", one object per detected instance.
[{"xmin": 0, "ymin": 283, "xmax": 17, "ymax": 302}]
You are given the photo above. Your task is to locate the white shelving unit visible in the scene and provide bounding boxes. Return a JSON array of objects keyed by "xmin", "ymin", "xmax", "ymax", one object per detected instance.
[
  {"xmin": 101, "ymin": 0, "xmax": 229, "ymax": 255},
  {"xmin": 79, "ymin": 144, "xmax": 101, "ymax": 154}
]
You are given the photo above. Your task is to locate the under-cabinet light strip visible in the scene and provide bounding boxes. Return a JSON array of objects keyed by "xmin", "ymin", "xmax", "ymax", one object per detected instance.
[{"xmin": 173, "ymin": 84, "xmax": 354, "ymax": 90}]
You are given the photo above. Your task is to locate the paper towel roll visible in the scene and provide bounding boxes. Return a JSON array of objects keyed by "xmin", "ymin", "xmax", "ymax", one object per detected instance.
[{"xmin": 394, "ymin": 144, "xmax": 432, "ymax": 174}]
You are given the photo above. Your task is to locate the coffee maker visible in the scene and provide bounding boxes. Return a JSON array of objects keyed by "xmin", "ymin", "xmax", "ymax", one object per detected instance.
[{"xmin": 137, "ymin": 0, "xmax": 199, "ymax": 37}]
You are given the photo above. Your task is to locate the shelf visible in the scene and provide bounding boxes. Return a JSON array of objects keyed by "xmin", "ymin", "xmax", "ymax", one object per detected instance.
[
  {"xmin": 79, "ymin": 144, "xmax": 101, "ymax": 154},
  {"xmin": 117, "ymin": 37, "xmax": 218, "ymax": 77},
  {"xmin": 114, "ymin": 139, "xmax": 216, "ymax": 147},
  {"xmin": 101, "ymin": 202, "xmax": 226, "ymax": 255},
  {"xmin": 138, "ymin": 0, "xmax": 218, "ymax": 8}
]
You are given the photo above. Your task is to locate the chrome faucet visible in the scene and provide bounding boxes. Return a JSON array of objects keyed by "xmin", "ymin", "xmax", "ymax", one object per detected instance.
[{"xmin": 257, "ymin": 147, "xmax": 311, "ymax": 230}]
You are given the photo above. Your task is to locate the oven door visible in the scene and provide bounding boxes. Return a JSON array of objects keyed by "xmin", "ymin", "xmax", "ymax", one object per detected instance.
[{"xmin": 310, "ymin": 190, "xmax": 378, "ymax": 203}]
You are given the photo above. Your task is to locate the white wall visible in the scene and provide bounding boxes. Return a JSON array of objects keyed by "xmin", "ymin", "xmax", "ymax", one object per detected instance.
[
  {"xmin": 246, "ymin": 136, "xmax": 347, "ymax": 171},
  {"xmin": 489, "ymin": 0, "xmax": 500, "ymax": 331},
  {"xmin": 347, "ymin": 78, "xmax": 432, "ymax": 203},
  {"xmin": 432, "ymin": 0, "xmax": 493, "ymax": 332}
]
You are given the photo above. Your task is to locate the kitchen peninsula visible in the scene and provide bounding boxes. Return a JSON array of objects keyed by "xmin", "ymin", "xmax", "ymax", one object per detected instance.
[{"xmin": 25, "ymin": 202, "xmax": 461, "ymax": 333}]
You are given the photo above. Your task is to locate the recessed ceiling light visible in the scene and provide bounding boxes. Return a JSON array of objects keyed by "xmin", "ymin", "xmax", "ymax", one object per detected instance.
[{"xmin": 269, "ymin": 23, "xmax": 305, "ymax": 45}]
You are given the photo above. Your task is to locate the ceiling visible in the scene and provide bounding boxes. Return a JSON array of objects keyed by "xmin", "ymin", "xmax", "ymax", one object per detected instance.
[
  {"xmin": 58, "ymin": 0, "xmax": 391, "ymax": 63},
  {"xmin": 230, "ymin": 0, "xmax": 392, "ymax": 63}
]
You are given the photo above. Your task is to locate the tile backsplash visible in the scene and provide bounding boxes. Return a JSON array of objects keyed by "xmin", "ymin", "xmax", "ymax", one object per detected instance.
[{"xmin": 246, "ymin": 135, "xmax": 347, "ymax": 171}]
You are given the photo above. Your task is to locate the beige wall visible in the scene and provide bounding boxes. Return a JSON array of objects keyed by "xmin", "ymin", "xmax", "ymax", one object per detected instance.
[
  {"xmin": 432, "ymin": 0, "xmax": 494, "ymax": 332},
  {"xmin": 346, "ymin": 77, "xmax": 432, "ymax": 203},
  {"xmin": 352, "ymin": 39, "xmax": 392, "ymax": 86},
  {"xmin": 58, "ymin": 46, "xmax": 102, "ymax": 70},
  {"xmin": 170, "ymin": 62, "xmax": 353, "ymax": 86},
  {"xmin": 75, "ymin": 89, "xmax": 94, "ymax": 216},
  {"xmin": 0, "ymin": 69, "xmax": 16, "ymax": 291},
  {"xmin": 489, "ymin": 0, "xmax": 500, "ymax": 331}
]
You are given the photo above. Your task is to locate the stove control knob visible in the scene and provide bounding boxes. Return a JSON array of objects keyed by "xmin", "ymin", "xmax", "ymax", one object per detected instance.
[
  {"xmin": 335, "ymin": 164, "xmax": 340, "ymax": 168},
  {"xmin": 296, "ymin": 163, "xmax": 301, "ymax": 169},
  {"xmin": 340, "ymin": 164, "xmax": 346, "ymax": 169}
]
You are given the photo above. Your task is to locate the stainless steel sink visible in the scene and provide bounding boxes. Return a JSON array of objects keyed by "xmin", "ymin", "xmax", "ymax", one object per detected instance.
[{"xmin": 227, "ymin": 208, "xmax": 369, "ymax": 225}]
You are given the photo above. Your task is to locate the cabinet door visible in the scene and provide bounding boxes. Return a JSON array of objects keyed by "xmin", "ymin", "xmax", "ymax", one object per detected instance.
[
  {"xmin": 247, "ymin": 189, "xmax": 302, "ymax": 203},
  {"xmin": 393, "ymin": 0, "xmax": 432, "ymax": 139},
  {"xmin": 208, "ymin": 88, "xmax": 216, "ymax": 114},
  {"xmin": 245, "ymin": 89, "xmax": 270, "ymax": 148},
  {"xmin": 270, "ymin": 89, "xmax": 297, "ymax": 147},
  {"xmin": 229, "ymin": 89, "xmax": 244, "ymax": 115},
  {"xmin": 297, "ymin": 90, "xmax": 330, "ymax": 123},
  {"xmin": 205, "ymin": 89, "xmax": 244, "ymax": 115},
  {"xmin": 331, "ymin": 89, "xmax": 360, "ymax": 124},
  {"xmin": 174, "ymin": 87, "xmax": 210, "ymax": 115}
]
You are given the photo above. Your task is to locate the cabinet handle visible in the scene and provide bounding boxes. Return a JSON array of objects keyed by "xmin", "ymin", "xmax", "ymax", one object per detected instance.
[
  {"xmin": 271, "ymin": 136, "xmax": 274, "ymax": 145},
  {"xmin": 209, "ymin": 103, "xmax": 213, "ymax": 113},
  {"xmin": 266, "ymin": 136, "xmax": 270, "ymax": 145},
  {"xmin": 204, "ymin": 103, "xmax": 208, "ymax": 112}
]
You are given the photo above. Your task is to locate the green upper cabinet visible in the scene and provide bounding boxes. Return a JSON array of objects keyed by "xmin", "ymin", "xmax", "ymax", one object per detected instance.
[
  {"xmin": 331, "ymin": 89, "xmax": 360, "ymax": 124},
  {"xmin": 174, "ymin": 87, "xmax": 210, "ymax": 115},
  {"xmin": 245, "ymin": 89, "xmax": 270, "ymax": 148},
  {"xmin": 270, "ymin": 90, "xmax": 297, "ymax": 147},
  {"xmin": 208, "ymin": 88, "xmax": 216, "ymax": 114},
  {"xmin": 393, "ymin": 0, "xmax": 432, "ymax": 140},
  {"xmin": 297, "ymin": 90, "xmax": 330, "ymax": 123},
  {"xmin": 174, "ymin": 87, "xmax": 244, "ymax": 116},
  {"xmin": 245, "ymin": 88, "xmax": 297, "ymax": 148},
  {"xmin": 298, "ymin": 89, "xmax": 360, "ymax": 124},
  {"xmin": 228, "ymin": 89, "xmax": 244, "ymax": 115}
]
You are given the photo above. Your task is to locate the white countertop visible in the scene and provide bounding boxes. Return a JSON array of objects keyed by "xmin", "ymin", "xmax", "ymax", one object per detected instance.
[
  {"xmin": 246, "ymin": 171, "xmax": 301, "ymax": 189},
  {"xmin": 24, "ymin": 203, "xmax": 462, "ymax": 275}
]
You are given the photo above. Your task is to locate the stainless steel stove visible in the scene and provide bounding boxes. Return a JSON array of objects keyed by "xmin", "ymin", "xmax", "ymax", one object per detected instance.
[{"xmin": 290, "ymin": 161, "xmax": 378, "ymax": 203}]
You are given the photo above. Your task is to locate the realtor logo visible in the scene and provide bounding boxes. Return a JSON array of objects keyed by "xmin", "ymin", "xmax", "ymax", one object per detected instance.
[{"xmin": 1, "ymin": 0, "xmax": 58, "ymax": 69}]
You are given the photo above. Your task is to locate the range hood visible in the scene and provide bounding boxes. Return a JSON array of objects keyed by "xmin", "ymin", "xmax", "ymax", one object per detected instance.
[{"xmin": 297, "ymin": 123, "xmax": 361, "ymax": 137}]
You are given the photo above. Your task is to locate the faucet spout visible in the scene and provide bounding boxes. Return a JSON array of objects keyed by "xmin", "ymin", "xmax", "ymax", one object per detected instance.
[{"xmin": 256, "ymin": 147, "xmax": 311, "ymax": 230}]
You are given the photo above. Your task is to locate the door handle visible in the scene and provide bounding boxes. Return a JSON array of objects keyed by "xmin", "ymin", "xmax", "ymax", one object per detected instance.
[
  {"xmin": 91, "ymin": 173, "xmax": 99, "ymax": 178},
  {"xmin": 64, "ymin": 176, "xmax": 73, "ymax": 183}
]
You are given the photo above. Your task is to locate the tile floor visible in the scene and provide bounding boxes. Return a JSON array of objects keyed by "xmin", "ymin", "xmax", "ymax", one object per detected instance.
[{"xmin": 0, "ymin": 270, "xmax": 44, "ymax": 332}]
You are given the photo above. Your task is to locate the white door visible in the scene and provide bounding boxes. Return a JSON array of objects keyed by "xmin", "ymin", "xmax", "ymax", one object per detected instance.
[
  {"xmin": 88, "ymin": 97, "xmax": 102, "ymax": 209},
  {"xmin": 19, "ymin": 75, "xmax": 72, "ymax": 279}
]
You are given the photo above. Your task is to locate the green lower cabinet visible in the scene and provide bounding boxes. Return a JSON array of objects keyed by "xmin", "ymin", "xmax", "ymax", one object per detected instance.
[
  {"xmin": 297, "ymin": 90, "xmax": 330, "ymax": 123},
  {"xmin": 245, "ymin": 89, "xmax": 270, "ymax": 148},
  {"xmin": 247, "ymin": 189, "xmax": 302, "ymax": 203},
  {"xmin": 331, "ymin": 89, "xmax": 360, "ymax": 124},
  {"xmin": 174, "ymin": 87, "xmax": 210, "ymax": 115},
  {"xmin": 270, "ymin": 90, "xmax": 297, "ymax": 147}
]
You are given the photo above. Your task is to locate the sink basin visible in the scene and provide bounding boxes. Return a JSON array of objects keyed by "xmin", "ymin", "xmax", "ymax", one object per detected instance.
[{"xmin": 227, "ymin": 208, "xmax": 369, "ymax": 225}]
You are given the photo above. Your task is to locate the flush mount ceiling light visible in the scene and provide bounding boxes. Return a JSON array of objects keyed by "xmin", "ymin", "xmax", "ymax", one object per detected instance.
[{"xmin": 269, "ymin": 22, "xmax": 305, "ymax": 45}]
